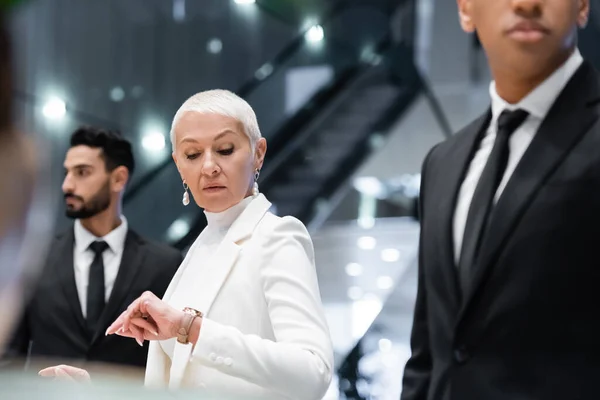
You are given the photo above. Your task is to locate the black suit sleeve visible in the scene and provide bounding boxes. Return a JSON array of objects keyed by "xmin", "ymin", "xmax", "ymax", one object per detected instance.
[
  {"xmin": 401, "ymin": 145, "xmax": 439, "ymax": 400},
  {"xmin": 151, "ymin": 248, "xmax": 182, "ymax": 299}
]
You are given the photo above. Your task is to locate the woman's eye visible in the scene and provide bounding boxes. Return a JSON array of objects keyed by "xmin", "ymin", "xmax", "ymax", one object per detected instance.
[
  {"xmin": 218, "ymin": 147, "xmax": 234, "ymax": 156},
  {"xmin": 186, "ymin": 153, "xmax": 199, "ymax": 160}
]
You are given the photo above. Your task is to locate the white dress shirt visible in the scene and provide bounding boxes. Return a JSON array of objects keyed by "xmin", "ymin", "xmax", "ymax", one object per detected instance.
[
  {"xmin": 452, "ymin": 49, "xmax": 583, "ymax": 264},
  {"xmin": 73, "ymin": 216, "xmax": 128, "ymax": 317}
]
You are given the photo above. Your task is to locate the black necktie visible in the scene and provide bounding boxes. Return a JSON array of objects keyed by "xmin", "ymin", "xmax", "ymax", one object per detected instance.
[
  {"xmin": 459, "ymin": 109, "xmax": 529, "ymax": 293},
  {"xmin": 87, "ymin": 240, "xmax": 109, "ymax": 335}
]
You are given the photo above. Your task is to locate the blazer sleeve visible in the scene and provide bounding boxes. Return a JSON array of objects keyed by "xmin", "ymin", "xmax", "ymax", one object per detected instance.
[
  {"xmin": 189, "ymin": 216, "xmax": 334, "ymax": 400},
  {"xmin": 401, "ymin": 145, "xmax": 438, "ymax": 400}
]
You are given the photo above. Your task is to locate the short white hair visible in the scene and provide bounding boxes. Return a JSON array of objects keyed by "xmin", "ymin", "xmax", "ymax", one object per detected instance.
[{"xmin": 170, "ymin": 89, "xmax": 262, "ymax": 150}]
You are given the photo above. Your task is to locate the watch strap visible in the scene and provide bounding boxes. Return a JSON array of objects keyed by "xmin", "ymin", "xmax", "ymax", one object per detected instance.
[{"xmin": 176, "ymin": 307, "xmax": 203, "ymax": 344}]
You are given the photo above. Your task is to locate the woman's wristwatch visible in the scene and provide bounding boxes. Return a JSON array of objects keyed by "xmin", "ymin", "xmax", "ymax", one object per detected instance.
[{"xmin": 177, "ymin": 307, "xmax": 203, "ymax": 344}]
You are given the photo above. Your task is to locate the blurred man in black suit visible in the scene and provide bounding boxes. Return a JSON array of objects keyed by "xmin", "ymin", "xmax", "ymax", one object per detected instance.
[
  {"xmin": 402, "ymin": 0, "xmax": 600, "ymax": 399},
  {"xmin": 5, "ymin": 127, "xmax": 182, "ymax": 374}
]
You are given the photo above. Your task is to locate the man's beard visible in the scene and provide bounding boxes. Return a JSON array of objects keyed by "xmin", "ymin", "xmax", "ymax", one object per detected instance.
[{"xmin": 65, "ymin": 182, "xmax": 111, "ymax": 219}]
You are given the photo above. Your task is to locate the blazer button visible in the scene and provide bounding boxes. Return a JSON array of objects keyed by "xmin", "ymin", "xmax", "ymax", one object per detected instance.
[
  {"xmin": 224, "ymin": 357, "xmax": 233, "ymax": 366},
  {"xmin": 209, "ymin": 353, "xmax": 217, "ymax": 361},
  {"xmin": 215, "ymin": 356, "xmax": 224, "ymax": 365},
  {"xmin": 454, "ymin": 346, "xmax": 470, "ymax": 364}
]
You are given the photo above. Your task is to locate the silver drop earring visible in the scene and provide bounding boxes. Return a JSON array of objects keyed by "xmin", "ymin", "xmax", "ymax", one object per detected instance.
[
  {"xmin": 182, "ymin": 181, "xmax": 190, "ymax": 206},
  {"xmin": 252, "ymin": 169, "xmax": 260, "ymax": 196}
]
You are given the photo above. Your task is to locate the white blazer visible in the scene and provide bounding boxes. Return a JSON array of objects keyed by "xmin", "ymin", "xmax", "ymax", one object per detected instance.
[{"xmin": 144, "ymin": 194, "xmax": 334, "ymax": 400}]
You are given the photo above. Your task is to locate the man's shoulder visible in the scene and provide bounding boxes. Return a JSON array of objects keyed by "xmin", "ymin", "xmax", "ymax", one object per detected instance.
[
  {"xmin": 126, "ymin": 229, "xmax": 182, "ymax": 263},
  {"xmin": 51, "ymin": 227, "xmax": 73, "ymax": 244},
  {"xmin": 431, "ymin": 111, "xmax": 490, "ymax": 157}
]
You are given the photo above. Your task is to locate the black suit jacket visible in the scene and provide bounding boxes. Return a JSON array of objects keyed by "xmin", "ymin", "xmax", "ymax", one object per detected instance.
[
  {"xmin": 402, "ymin": 60, "xmax": 600, "ymax": 400},
  {"xmin": 5, "ymin": 228, "xmax": 182, "ymax": 372}
]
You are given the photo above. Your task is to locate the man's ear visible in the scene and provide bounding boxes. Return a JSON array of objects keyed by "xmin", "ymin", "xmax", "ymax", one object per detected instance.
[
  {"xmin": 577, "ymin": 0, "xmax": 590, "ymax": 29},
  {"xmin": 111, "ymin": 166, "xmax": 129, "ymax": 193},
  {"xmin": 457, "ymin": 0, "xmax": 475, "ymax": 33}
]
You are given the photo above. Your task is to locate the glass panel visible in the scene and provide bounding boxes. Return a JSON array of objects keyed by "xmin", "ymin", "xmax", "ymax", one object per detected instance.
[
  {"xmin": 325, "ymin": 4, "xmax": 391, "ymax": 54},
  {"xmin": 121, "ymin": 4, "xmax": 398, "ymax": 243},
  {"xmin": 10, "ymin": 0, "xmax": 418, "ymax": 244},
  {"xmin": 8, "ymin": 0, "xmax": 298, "ymax": 182},
  {"xmin": 246, "ymin": 39, "xmax": 359, "ymax": 141}
]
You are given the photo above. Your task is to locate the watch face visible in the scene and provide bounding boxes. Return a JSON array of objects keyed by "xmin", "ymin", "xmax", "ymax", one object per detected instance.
[{"xmin": 183, "ymin": 307, "xmax": 202, "ymax": 317}]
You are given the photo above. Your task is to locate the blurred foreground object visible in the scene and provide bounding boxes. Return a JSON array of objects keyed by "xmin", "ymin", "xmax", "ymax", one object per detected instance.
[{"xmin": 0, "ymin": 6, "xmax": 53, "ymax": 352}]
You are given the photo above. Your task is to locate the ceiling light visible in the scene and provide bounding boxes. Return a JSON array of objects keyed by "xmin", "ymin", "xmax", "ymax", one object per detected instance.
[
  {"xmin": 357, "ymin": 216, "xmax": 375, "ymax": 230},
  {"xmin": 234, "ymin": 0, "xmax": 255, "ymax": 4},
  {"xmin": 377, "ymin": 276, "xmax": 394, "ymax": 290},
  {"xmin": 368, "ymin": 133, "xmax": 386, "ymax": 150},
  {"xmin": 345, "ymin": 263, "xmax": 363, "ymax": 277},
  {"xmin": 173, "ymin": 0, "xmax": 186, "ymax": 21},
  {"xmin": 110, "ymin": 87, "xmax": 125, "ymax": 102},
  {"xmin": 357, "ymin": 236, "xmax": 376, "ymax": 250},
  {"xmin": 166, "ymin": 218, "xmax": 190, "ymax": 241},
  {"xmin": 381, "ymin": 248, "xmax": 401, "ymax": 263},
  {"xmin": 305, "ymin": 25, "xmax": 324, "ymax": 43},
  {"xmin": 142, "ymin": 131, "xmax": 166, "ymax": 152},
  {"xmin": 353, "ymin": 176, "xmax": 386, "ymax": 198},
  {"xmin": 378, "ymin": 338, "xmax": 392, "ymax": 353},
  {"xmin": 207, "ymin": 38, "xmax": 223, "ymax": 54},
  {"xmin": 255, "ymin": 63, "xmax": 273, "ymax": 80},
  {"xmin": 42, "ymin": 97, "xmax": 66, "ymax": 120},
  {"xmin": 347, "ymin": 286, "xmax": 363, "ymax": 301}
]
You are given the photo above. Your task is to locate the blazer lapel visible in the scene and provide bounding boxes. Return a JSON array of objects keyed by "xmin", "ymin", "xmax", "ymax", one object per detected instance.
[
  {"xmin": 184, "ymin": 194, "xmax": 273, "ymax": 316},
  {"xmin": 433, "ymin": 112, "xmax": 491, "ymax": 306},
  {"xmin": 169, "ymin": 194, "xmax": 272, "ymax": 386},
  {"xmin": 459, "ymin": 61, "xmax": 600, "ymax": 317},
  {"xmin": 169, "ymin": 241, "xmax": 243, "ymax": 387},
  {"xmin": 91, "ymin": 230, "xmax": 145, "ymax": 344},
  {"xmin": 56, "ymin": 229, "xmax": 88, "ymax": 335}
]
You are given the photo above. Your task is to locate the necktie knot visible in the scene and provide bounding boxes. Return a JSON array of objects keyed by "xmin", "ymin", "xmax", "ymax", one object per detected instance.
[
  {"xmin": 497, "ymin": 109, "xmax": 529, "ymax": 138},
  {"xmin": 89, "ymin": 240, "xmax": 109, "ymax": 255}
]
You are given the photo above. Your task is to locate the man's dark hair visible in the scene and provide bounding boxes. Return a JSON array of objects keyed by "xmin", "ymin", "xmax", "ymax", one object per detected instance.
[{"xmin": 70, "ymin": 126, "xmax": 135, "ymax": 176}]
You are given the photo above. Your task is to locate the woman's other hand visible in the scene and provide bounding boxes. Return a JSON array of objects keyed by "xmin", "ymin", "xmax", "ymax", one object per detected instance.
[{"xmin": 38, "ymin": 364, "xmax": 91, "ymax": 383}]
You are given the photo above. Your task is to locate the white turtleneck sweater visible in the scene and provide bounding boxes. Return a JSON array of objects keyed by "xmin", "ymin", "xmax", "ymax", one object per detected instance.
[{"xmin": 167, "ymin": 196, "xmax": 254, "ymax": 314}]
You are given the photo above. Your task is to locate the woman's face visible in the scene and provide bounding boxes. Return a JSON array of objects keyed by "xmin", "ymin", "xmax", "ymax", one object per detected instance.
[{"xmin": 172, "ymin": 112, "xmax": 266, "ymax": 213}]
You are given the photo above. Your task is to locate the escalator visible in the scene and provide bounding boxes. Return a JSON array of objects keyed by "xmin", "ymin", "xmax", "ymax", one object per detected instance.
[{"xmin": 262, "ymin": 44, "xmax": 420, "ymax": 221}]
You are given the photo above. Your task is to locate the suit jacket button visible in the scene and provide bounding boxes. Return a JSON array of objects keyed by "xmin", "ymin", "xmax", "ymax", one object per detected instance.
[{"xmin": 454, "ymin": 346, "xmax": 470, "ymax": 364}]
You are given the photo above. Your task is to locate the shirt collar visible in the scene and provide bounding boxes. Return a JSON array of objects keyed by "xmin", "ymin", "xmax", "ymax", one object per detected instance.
[
  {"xmin": 489, "ymin": 48, "xmax": 583, "ymax": 124},
  {"xmin": 74, "ymin": 216, "xmax": 128, "ymax": 255}
]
